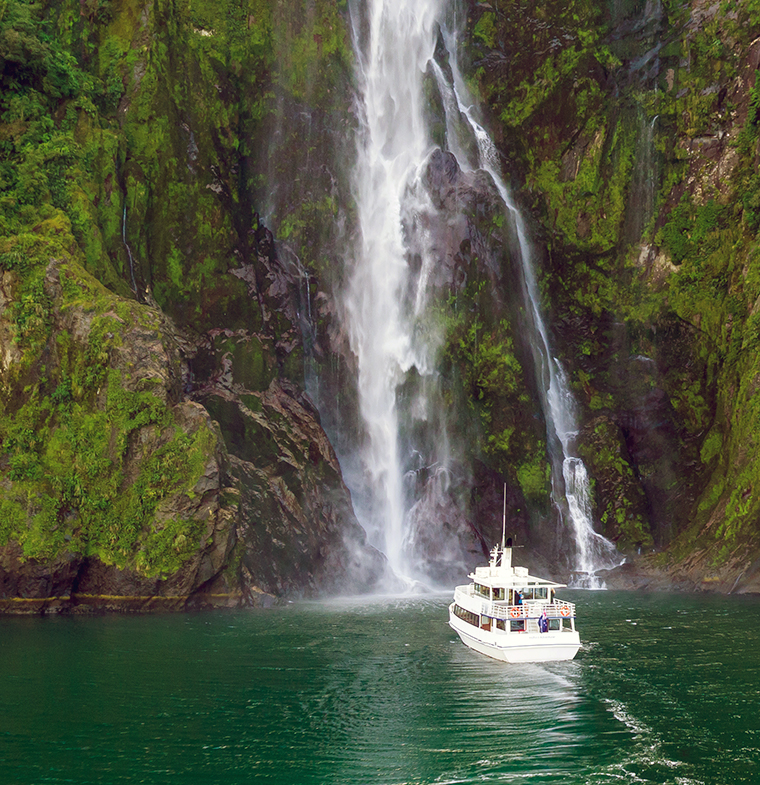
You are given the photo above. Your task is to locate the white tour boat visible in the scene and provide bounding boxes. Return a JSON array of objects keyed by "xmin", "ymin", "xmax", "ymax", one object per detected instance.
[{"xmin": 449, "ymin": 536, "xmax": 581, "ymax": 663}]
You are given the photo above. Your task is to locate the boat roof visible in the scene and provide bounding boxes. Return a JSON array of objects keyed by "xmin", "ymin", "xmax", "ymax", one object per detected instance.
[
  {"xmin": 468, "ymin": 565, "xmax": 567, "ymax": 589},
  {"xmin": 466, "ymin": 545, "xmax": 567, "ymax": 589}
]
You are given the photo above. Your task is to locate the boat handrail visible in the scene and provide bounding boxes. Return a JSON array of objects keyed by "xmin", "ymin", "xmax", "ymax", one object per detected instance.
[
  {"xmin": 453, "ymin": 585, "xmax": 575, "ymax": 619},
  {"xmin": 489, "ymin": 600, "xmax": 576, "ymax": 620}
]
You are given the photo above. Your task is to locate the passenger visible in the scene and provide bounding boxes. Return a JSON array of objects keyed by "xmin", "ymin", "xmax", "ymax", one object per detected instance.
[{"xmin": 515, "ymin": 590, "xmax": 522, "ymax": 606}]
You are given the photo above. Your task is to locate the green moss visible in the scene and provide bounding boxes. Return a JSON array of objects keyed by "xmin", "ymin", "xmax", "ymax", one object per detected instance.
[
  {"xmin": 0, "ymin": 364, "xmax": 217, "ymax": 572},
  {"xmin": 473, "ymin": 12, "xmax": 497, "ymax": 49},
  {"xmin": 529, "ymin": 114, "xmax": 638, "ymax": 254},
  {"xmin": 658, "ymin": 197, "xmax": 723, "ymax": 266},
  {"xmin": 0, "ymin": 238, "xmax": 220, "ymax": 574},
  {"xmin": 272, "ymin": 0, "xmax": 351, "ymax": 103},
  {"xmin": 137, "ymin": 516, "xmax": 207, "ymax": 575},
  {"xmin": 516, "ymin": 456, "xmax": 550, "ymax": 502},
  {"xmin": 436, "ymin": 275, "xmax": 548, "ymax": 493}
]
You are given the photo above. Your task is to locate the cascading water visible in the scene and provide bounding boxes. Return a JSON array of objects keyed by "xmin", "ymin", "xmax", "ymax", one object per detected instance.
[
  {"xmin": 624, "ymin": 109, "xmax": 660, "ymax": 249},
  {"xmin": 122, "ymin": 206, "xmax": 138, "ymax": 294},
  {"xmin": 436, "ymin": 37, "xmax": 621, "ymax": 585},
  {"xmin": 343, "ymin": 0, "xmax": 620, "ymax": 585},
  {"xmin": 343, "ymin": 0, "xmax": 446, "ymax": 579}
]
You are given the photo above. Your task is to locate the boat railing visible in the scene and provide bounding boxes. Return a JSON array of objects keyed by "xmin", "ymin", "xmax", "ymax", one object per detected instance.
[
  {"xmin": 454, "ymin": 585, "xmax": 575, "ymax": 619},
  {"xmin": 489, "ymin": 600, "xmax": 575, "ymax": 620},
  {"xmin": 454, "ymin": 584, "xmax": 476, "ymax": 599}
]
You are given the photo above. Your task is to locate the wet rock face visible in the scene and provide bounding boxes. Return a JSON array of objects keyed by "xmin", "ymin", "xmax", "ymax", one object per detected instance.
[
  {"xmin": 198, "ymin": 380, "xmax": 387, "ymax": 598},
  {"xmin": 0, "ymin": 247, "xmax": 384, "ymax": 613},
  {"xmin": 0, "ymin": 272, "xmax": 22, "ymax": 375},
  {"xmin": 401, "ymin": 464, "xmax": 483, "ymax": 587},
  {"xmin": 552, "ymin": 307, "xmax": 708, "ymax": 554},
  {"xmin": 184, "ymin": 223, "xmax": 388, "ymax": 599},
  {"xmin": 404, "ymin": 458, "xmax": 560, "ymax": 584},
  {"xmin": 414, "ymin": 148, "xmax": 511, "ymax": 299}
]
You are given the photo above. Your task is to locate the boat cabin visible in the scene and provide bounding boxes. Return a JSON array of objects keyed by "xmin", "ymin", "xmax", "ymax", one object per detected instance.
[{"xmin": 451, "ymin": 546, "xmax": 577, "ymax": 636}]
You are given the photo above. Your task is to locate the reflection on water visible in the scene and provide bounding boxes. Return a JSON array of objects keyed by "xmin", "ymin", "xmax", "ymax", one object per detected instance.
[{"xmin": 0, "ymin": 592, "xmax": 759, "ymax": 784}]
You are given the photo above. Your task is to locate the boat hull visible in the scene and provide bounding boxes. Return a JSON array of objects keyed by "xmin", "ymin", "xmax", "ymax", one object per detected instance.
[{"xmin": 449, "ymin": 607, "xmax": 580, "ymax": 663}]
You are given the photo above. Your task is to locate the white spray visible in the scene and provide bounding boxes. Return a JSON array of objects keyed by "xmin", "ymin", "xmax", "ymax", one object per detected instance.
[{"xmin": 343, "ymin": 0, "xmax": 445, "ymax": 577}]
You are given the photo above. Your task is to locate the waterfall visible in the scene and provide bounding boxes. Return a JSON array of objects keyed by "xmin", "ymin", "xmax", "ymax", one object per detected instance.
[
  {"xmin": 343, "ymin": 0, "xmax": 445, "ymax": 579},
  {"xmin": 438, "ymin": 35, "xmax": 621, "ymax": 585},
  {"xmin": 122, "ymin": 205, "xmax": 138, "ymax": 294},
  {"xmin": 624, "ymin": 109, "xmax": 660, "ymax": 248},
  {"xmin": 342, "ymin": 0, "xmax": 620, "ymax": 585}
]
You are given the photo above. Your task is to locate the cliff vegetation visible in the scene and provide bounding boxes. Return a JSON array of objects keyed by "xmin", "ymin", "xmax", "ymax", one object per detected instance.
[
  {"xmin": 0, "ymin": 0, "xmax": 383, "ymax": 612},
  {"xmin": 463, "ymin": 0, "xmax": 760, "ymax": 590},
  {"xmin": 3, "ymin": 0, "xmax": 760, "ymax": 608}
]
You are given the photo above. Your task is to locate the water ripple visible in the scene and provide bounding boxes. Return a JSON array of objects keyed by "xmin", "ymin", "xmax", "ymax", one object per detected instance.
[{"xmin": 0, "ymin": 592, "xmax": 759, "ymax": 784}]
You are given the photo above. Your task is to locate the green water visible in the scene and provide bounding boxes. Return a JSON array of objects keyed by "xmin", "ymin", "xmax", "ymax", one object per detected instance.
[{"xmin": 0, "ymin": 591, "xmax": 758, "ymax": 784}]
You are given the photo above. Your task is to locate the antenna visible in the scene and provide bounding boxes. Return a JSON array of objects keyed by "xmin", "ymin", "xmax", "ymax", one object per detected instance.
[{"xmin": 501, "ymin": 482, "xmax": 507, "ymax": 551}]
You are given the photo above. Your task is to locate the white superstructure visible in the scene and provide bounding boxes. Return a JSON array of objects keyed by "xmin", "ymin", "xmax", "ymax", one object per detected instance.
[{"xmin": 449, "ymin": 544, "xmax": 580, "ymax": 663}]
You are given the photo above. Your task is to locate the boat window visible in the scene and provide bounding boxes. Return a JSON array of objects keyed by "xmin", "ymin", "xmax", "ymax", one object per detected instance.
[
  {"xmin": 453, "ymin": 604, "xmax": 479, "ymax": 627},
  {"xmin": 510, "ymin": 619, "xmax": 525, "ymax": 632},
  {"xmin": 493, "ymin": 587, "xmax": 505, "ymax": 601},
  {"xmin": 474, "ymin": 583, "xmax": 490, "ymax": 598},
  {"xmin": 495, "ymin": 619, "xmax": 506, "ymax": 631},
  {"xmin": 548, "ymin": 619, "xmax": 560, "ymax": 631},
  {"xmin": 534, "ymin": 587, "xmax": 548, "ymax": 600}
]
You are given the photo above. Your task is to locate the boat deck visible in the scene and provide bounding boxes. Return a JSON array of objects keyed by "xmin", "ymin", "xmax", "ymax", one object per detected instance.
[{"xmin": 453, "ymin": 584, "xmax": 575, "ymax": 620}]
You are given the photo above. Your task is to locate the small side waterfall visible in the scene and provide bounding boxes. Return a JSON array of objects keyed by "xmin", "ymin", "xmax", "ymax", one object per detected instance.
[
  {"xmin": 624, "ymin": 109, "xmax": 660, "ymax": 248},
  {"xmin": 437, "ymin": 38, "xmax": 621, "ymax": 584},
  {"xmin": 122, "ymin": 205, "xmax": 138, "ymax": 294},
  {"xmin": 342, "ymin": 0, "xmax": 620, "ymax": 585}
]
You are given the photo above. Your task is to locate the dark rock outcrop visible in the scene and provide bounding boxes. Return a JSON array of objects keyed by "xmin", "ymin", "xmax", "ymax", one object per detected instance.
[{"xmin": 0, "ymin": 245, "xmax": 384, "ymax": 613}]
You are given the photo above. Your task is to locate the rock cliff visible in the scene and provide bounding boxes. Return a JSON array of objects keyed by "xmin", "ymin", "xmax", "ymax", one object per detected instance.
[
  {"xmin": 3, "ymin": 0, "xmax": 760, "ymax": 609},
  {"xmin": 462, "ymin": 0, "xmax": 760, "ymax": 591},
  {"xmin": 0, "ymin": 0, "xmax": 384, "ymax": 611}
]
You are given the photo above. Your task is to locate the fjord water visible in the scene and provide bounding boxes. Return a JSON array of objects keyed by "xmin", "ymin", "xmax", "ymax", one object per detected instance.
[{"xmin": 2, "ymin": 592, "xmax": 759, "ymax": 784}]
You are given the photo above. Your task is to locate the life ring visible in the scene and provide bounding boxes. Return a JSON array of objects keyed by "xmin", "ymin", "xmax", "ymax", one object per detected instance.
[
  {"xmin": 560, "ymin": 606, "xmax": 570, "ymax": 617},
  {"xmin": 509, "ymin": 606, "xmax": 521, "ymax": 618}
]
